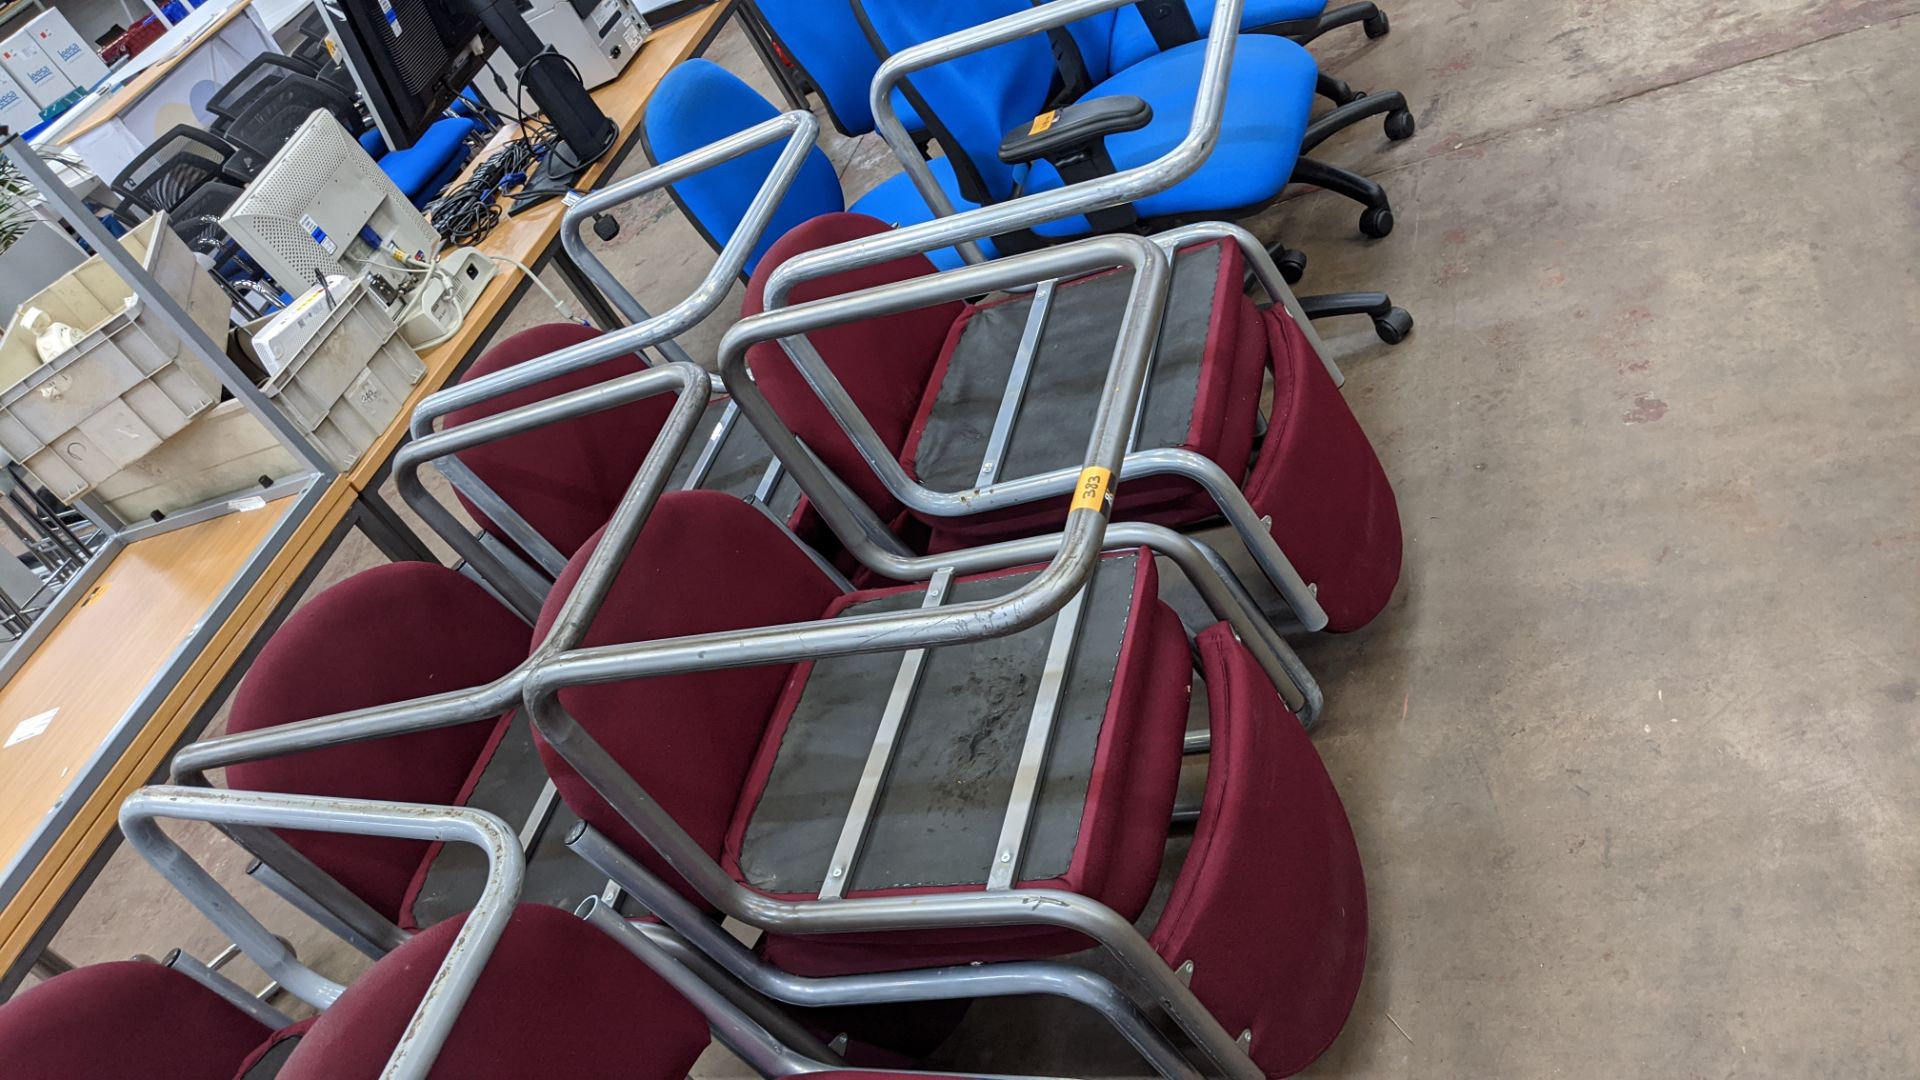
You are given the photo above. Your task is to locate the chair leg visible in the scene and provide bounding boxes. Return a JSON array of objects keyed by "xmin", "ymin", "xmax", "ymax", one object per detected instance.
[
  {"xmin": 1301, "ymin": 89, "xmax": 1415, "ymax": 154},
  {"xmin": 1316, "ymin": 72, "xmax": 1359, "ymax": 107},
  {"xmin": 1298, "ymin": 291, "xmax": 1414, "ymax": 344},
  {"xmin": 1292, "ymin": 1, "xmax": 1390, "ymax": 45},
  {"xmin": 1259, "ymin": 243, "xmax": 1307, "ymax": 284},
  {"xmin": 1291, "ymin": 156, "xmax": 1394, "ymax": 238}
]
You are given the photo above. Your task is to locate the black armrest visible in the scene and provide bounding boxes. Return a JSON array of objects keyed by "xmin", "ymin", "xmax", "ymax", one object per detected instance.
[{"xmin": 998, "ymin": 96, "xmax": 1153, "ymax": 167}]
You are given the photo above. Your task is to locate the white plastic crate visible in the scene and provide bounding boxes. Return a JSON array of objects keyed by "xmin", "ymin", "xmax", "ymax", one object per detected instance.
[
  {"xmin": 93, "ymin": 399, "xmax": 300, "ymax": 523},
  {"xmin": 0, "ymin": 212, "xmax": 231, "ymax": 502},
  {"xmin": 261, "ymin": 279, "xmax": 425, "ymax": 471}
]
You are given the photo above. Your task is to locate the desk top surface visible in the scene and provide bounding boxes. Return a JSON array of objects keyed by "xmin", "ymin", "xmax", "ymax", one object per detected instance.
[
  {"xmin": 348, "ymin": 0, "xmax": 733, "ymax": 491},
  {"xmin": 0, "ymin": 479, "xmax": 353, "ymax": 969}
]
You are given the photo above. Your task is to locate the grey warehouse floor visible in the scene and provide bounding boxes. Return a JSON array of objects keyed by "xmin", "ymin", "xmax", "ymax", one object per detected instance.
[{"xmin": 31, "ymin": 0, "xmax": 1920, "ymax": 1075}]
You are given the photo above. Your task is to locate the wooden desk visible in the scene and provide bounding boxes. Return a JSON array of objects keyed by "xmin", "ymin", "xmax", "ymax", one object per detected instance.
[
  {"xmin": 53, "ymin": 0, "xmax": 258, "ymax": 146},
  {"xmin": 348, "ymin": 0, "xmax": 735, "ymax": 493},
  {"xmin": 0, "ymin": 477, "xmax": 354, "ymax": 986}
]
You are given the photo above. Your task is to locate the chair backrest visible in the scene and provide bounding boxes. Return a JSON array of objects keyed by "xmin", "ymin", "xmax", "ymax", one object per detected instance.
[
  {"xmin": 221, "ymin": 77, "xmax": 360, "ymax": 162},
  {"xmin": 741, "ymin": 212, "xmax": 963, "ymax": 521},
  {"xmin": 640, "ymin": 58, "xmax": 844, "ymax": 277},
  {"xmin": 224, "ymin": 563, "xmax": 532, "ymax": 920},
  {"xmin": 850, "ymin": 0, "xmax": 1060, "ymax": 205},
  {"xmin": 207, "ymin": 53, "xmax": 324, "ymax": 121},
  {"xmin": 749, "ymin": 0, "xmax": 896, "ymax": 136},
  {"xmin": 531, "ymin": 491, "xmax": 845, "ymax": 905},
  {"xmin": 0, "ymin": 961, "xmax": 270, "ymax": 1077},
  {"xmin": 111, "ymin": 124, "xmax": 236, "ymax": 214},
  {"xmin": 445, "ymin": 322, "xmax": 673, "ymax": 560},
  {"xmin": 168, "ymin": 180, "xmax": 242, "ymax": 252}
]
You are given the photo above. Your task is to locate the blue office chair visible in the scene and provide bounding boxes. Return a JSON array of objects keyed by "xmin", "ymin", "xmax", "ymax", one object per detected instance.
[
  {"xmin": 1105, "ymin": 0, "xmax": 1395, "ymax": 104},
  {"xmin": 739, "ymin": 0, "xmax": 928, "ymax": 143},
  {"xmin": 640, "ymin": 58, "xmax": 992, "ymax": 273},
  {"xmin": 851, "ymin": 0, "xmax": 1409, "ymax": 251}
]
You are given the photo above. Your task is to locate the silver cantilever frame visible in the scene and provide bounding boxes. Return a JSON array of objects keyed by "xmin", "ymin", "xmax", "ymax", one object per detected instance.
[
  {"xmin": 119, "ymin": 787, "xmax": 522, "ymax": 1080},
  {"xmin": 170, "ymin": 362, "xmax": 716, "ymax": 960},
  {"xmin": 519, "ymin": 235, "xmax": 1264, "ymax": 1079},
  {"xmin": 403, "ymin": 110, "xmax": 820, "ymax": 594}
]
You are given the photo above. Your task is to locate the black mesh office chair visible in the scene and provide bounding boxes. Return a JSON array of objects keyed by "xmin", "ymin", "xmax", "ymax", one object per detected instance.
[
  {"xmin": 218, "ymin": 76, "xmax": 363, "ymax": 174},
  {"xmin": 110, "ymin": 126, "xmax": 247, "ymax": 218},
  {"xmin": 167, "ymin": 181, "xmax": 242, "ymax": 254}
]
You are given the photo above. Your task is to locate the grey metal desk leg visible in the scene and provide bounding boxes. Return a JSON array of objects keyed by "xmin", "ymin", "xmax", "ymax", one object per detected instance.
[
  {"xmin": 732, "ymin": 2, "xmax": 809, "ymax": 110},
  {"xmin": 352, "ymin": 491, "xmax": 436, "ymax": 563},
  {"xmin": 28, "ymin": 948, "xmax": 73, "ymax": 980},
  {"xmin": 548, "ymin": 245, "xmax": 628, "ymax": 331}
]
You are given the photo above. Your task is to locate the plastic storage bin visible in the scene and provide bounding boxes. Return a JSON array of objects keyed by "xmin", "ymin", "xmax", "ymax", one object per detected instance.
[
  {"xmin": 261, "ymin": 280, "xmax": 425, "ymax": 471},
  {"xmin": 0, "ymin": 212, "xmax": 230, "ymax": 501},
  {"xmin": 93, "ymin": 399, "xmax": 299, "ymax": 523}
]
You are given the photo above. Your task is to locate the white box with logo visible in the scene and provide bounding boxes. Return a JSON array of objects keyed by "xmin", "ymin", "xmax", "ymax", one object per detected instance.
[
  {"xmin": 0, "ymin": 35, "xmax": 75, "ymax": 110},
  {"xmin": 15, "ymin": 10, "xmax": 108, "ymax": 92}
]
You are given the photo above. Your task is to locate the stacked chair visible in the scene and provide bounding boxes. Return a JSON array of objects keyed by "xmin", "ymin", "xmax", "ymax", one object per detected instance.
[{"xmin": 4, "ymin": 4, "xmax": 1424, "ymax": 1075}]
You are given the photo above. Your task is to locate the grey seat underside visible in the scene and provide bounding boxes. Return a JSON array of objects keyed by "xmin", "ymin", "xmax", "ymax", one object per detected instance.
[
  {"xmin": 738, "ymin": 554, "xmax": 1143, "ymax": 895},
  {"xmin": 912, "ymin": 244, "xmax": 1225, "ymax": 494},
  {"xmin": 667, "ymin": 397, "xmax": 805, "ymax": 522},
  {"xmin": 411, "ymin": 719, "xmax": 644, "ymax": 929}
]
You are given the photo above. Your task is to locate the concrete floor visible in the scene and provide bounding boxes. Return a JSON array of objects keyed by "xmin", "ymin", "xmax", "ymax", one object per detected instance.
[{"xmin": 29, "ymin": 0, "xmax": 1920, "ymax": 1075}]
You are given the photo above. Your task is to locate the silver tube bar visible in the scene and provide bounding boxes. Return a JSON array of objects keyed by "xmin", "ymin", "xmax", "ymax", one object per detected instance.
[
  {"xmin": 985, "ymin": 589, "xmax": 1085, "ymax": 891},
  {"xmin": 412, "ymin": 109, "xmax": 818, "ymax": 439},
  {"xmin": 819, "ymin": 567, "xmax": 954, "ymax": 901},
  {"xmin": 682, "ymin": 401, "xmax": 741, "ymax": 491},
  {"xmin": 570, "ymin": 827, "xmax": 1204, "ymax": 1080},
  {"xmin": 120, "ymin": 788, "xmax": 522, "ymax": 1080},
  {"xmin": 975, "ymin": 278, "xmax": 1056, "ymax": 489},
  {"xmin": 163, "ymin": 951, "xmax": 295, "ymax": 1029},
  {"xmin": 1149, "ymin": 220, "xmax": 1344, "ymax": 387}
]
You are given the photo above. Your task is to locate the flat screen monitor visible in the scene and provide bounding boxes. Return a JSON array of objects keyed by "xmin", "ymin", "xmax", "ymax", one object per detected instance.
[{"xmin": 317, "ymin": 0, "xmax": 494, "ymax": 150}]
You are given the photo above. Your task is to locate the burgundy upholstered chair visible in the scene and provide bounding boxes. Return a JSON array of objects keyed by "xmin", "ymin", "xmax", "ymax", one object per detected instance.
[
  {"xmin": 740, "ymin": 212, "xmax": 1402, "ymax": 633},
  {"xmin": 0, "ymin": 905, "xmax": 710, "ymax": 1080},
  {"xmin": 530, "ymin": 489, "xmax": 1370, "ymax": 1076},
  {"xmin": 222, "ymin": 562, "xmax": 532, "ymax": 925},
  {"xmin": 442, "ymin": 323, "xmax": 670, "ymax": 562}
]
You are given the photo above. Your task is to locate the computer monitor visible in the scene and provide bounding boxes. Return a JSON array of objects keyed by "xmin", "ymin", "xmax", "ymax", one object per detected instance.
[
  {"xmin": 319, "ymin": 0, "xmax": 616, "ymax": 172},
  {"xmin": 317, "ymin": 0, "xmax": 495, "ymax": 150},
  {"xmin": 218, "ymin": 110, "xmax": 440, "ymax": 296}
]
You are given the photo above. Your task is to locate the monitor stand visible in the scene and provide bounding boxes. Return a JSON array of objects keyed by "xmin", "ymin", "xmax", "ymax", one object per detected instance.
[{"xmin": 463, "ymin": 0, "xmax": 618, "ymax": 170}]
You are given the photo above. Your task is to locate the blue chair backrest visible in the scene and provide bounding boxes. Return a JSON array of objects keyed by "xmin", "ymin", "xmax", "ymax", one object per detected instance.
[
  {"xmin": 751, "ymin": 0, "xmax": 923, "ymax": 137},
  {"xmin": 852, "ymin": 0, "xmax": 1059, "ymax": 205},
  {"xmin": 1061, "ymin": 9, "xmax": 1120, "ymax": 84},
  {"xmin": 641, "ymin": 59, "xmax": 845, "ymax": 276}
]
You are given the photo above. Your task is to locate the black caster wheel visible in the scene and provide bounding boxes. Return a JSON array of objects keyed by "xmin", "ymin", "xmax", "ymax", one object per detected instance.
[
  {"xmin": 1275, "ymin": 247, "xmax": 1308, "ymax": 284},
  {"xmin": 1364, "ymin": 10, "xmax": 1390, "ymax": 37},
  {"xmin": 1359, "ymin": 205, "xmax": 1394, "ymax": 238},
  {"xmin": 1384, "ymin": 108, "xmax": 1415, "ymax": 141},
  {"xmin": 592, "ymin": 213, "xmax": 620, "ymax": 241},
  {"xmin": 1373, "ymin": 307, "xmax": 1413, "ymax": 344}
]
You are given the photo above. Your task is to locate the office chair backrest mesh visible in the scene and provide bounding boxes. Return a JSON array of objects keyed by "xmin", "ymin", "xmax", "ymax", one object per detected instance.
[
  {"xmin": 208, "ymin": 54, "xmax": 327, "ymax": 121},
  {"xmin": 168, "ymin": 181, "xmax": 242, "ymax": 252},
  {"xmin": 113, "ymin": 125, "xmax": 238, "ymax": 214},
  {"xmin": 222, "ymin": 76, "xmax": 361, "ymax": 163},
  {"xmin": 641, "ymin": 59, "xmax": 844, "ymax": 275}
]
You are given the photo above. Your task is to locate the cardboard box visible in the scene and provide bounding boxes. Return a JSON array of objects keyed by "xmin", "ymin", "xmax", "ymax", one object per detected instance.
[
  {"xmin": 0, "ymin": 64, "xmax": 42, "ymax": 136},
  {"xmin": 16, "ymin": 10, "xmax": 108, "ymax": 92},
  {"xmin": 0, "ymin": 36, "xmax": 75, "ymax": 110}
]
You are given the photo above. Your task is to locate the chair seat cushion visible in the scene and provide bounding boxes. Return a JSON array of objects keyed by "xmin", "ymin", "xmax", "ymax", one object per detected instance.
[
  {"xmin": 902, "ymin": 238, "xmax": 1265, "ymax": 545},
  {"xmin": 1150, "ymin": 624, "xmax": 1367, "ymax": 1075},
  {"xmin": 1030, "ymin": 34, "xmax": 1318, "ymax": 236},
  {"xmin": 1241, "ymin": 306, "xmax": 1402, "ymax": 631},
  {"xmin": 278, "ymin": 904, "xmax": 709, "ymax": 1080},
  {"xmin": 730, "ymin": 551, "xmax": 1191, "ymax": 975},
  {"xmin": 0, "ymin": 961, "xmax": 269, "ymax": 1079},
  {"xmin": 847, "ymin": 157, "xmax": 998, "ymax": 271},
  {"xmin": 224, "ymin": 563, "xmax": 532, "ymax": 922},
  {"xmin": 378, "ymin": 116, "xmax": 478, "ymax": 204}
]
